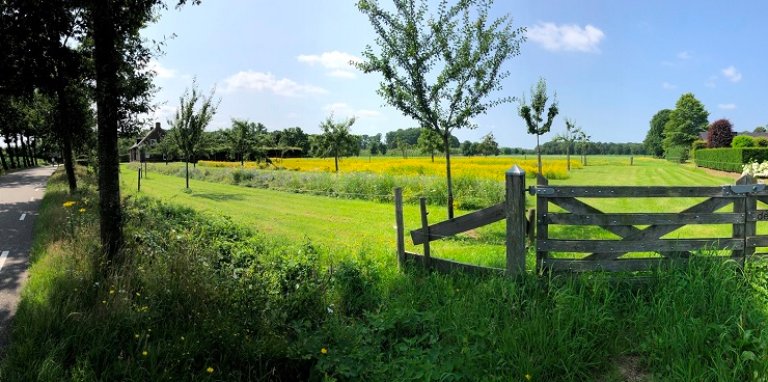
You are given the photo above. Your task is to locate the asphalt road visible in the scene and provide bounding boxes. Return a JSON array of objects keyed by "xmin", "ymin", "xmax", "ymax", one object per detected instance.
[{"xmin": 0, "ymin": 166, "xmax": 56, "ymax": 350}]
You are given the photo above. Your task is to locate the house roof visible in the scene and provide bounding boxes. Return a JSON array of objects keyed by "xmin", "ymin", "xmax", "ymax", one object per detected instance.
[{"xmin": 130, "ymin": 124, "xmax": 166, "ymax": 150}]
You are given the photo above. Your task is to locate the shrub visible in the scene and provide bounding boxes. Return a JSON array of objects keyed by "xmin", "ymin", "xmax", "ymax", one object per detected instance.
[
  {"xmin": 756, "ymin": 137, "xmax": 768, "ymax": 147},
  {"xmin": 706, "ymin": 119, "xmax": 734, "ymax": 148},
  {"xmin": 691, "ymin": 140, "xmax": 707, "ymax": 151},
  {"xmin": 732, "ymin": 135, "xmax": 755, "ymax": 148},
  {"xmin": 664, "ymin": 145, "xmax": 689, "ymax": 163},
  {"xmin": 694, "ymin": 148, "xmax": 768, "ymax": 172}
]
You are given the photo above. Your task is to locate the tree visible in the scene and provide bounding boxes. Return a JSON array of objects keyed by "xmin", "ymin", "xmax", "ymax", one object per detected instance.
[
  {"xmin": 552, "ymin": 118, "xmax": 583, "ymax": 171},
  {"xmin": 356, "ymin": 0, "xmax": 524, "ymax": 218},
  {"xmin": 225, "ymin": 119, "xmax": 259, "ymax": 166},
  {"xmin": 478, "ymin": 133, "xmax": 500, "ymax": 156},
  {"xmin": 417, "ymin": 128, "xmax": 443, "ymax": 162},
  {"xmin": 754, "ymin": 126, "xmax": 766, "ymax": 133},
  {"xmin": 706, "ymin": 119, "xmax": 734, "ymax": 148},
  {"xmin": 153, "ymin": 134, "xmax": 177, "ymax": 164},
  {"xmin": 461, "ymin": 140, "xmax": 475, "ymax": 156},
  {"xmin": 169, "ymin": 81, "xmax": 218, "ymax": 188},
  {"xmin": 662, "ymin": 93, "xmax": 709, "ymax": 153},
  {"xmin": 519, "ymin": 77, "xmax": 558, "ymax": 183},
  {"xmin": 317, "ymin": 114, "xmax": 357, "ymax": 173},
  {"xmin": 577, "ymin": 133, "xmax": 591, "ymax": 165},
  {"xmin": 732, "ymin": 135, "xmax": 755, "ymax": 148},
  {"xmin": 644, "ymin": 109, "xmax": 670, "ymax": 157}
]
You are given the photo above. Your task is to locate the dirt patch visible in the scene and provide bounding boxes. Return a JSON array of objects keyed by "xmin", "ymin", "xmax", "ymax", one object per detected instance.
[{"xmin": 613, "ymin": 355, "xmax": 652, "ymax": 382}]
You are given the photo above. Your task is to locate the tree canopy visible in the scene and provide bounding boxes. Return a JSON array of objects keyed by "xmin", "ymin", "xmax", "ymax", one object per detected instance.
[{"xmin": 662, "ymin": 93, "xmax": 709, "ymax": 152}]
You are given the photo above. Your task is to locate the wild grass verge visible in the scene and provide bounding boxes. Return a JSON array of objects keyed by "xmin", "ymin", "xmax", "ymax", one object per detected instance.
[{"xmin": 3, "ymin": 168, "xmax": 768, "ymax": 381}]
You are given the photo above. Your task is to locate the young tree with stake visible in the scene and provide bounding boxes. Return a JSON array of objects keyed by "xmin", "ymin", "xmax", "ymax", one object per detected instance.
[
  {"xmin": 169, "ymin": 80, "xmax": 218, "ymax": 188},
  {"xmin": 356, "ymin": 0, "xmax": 525, "ymax": 219},
  {"xmin": 519, "ymin": 77, "xmax": 558, "ymax": 183}
]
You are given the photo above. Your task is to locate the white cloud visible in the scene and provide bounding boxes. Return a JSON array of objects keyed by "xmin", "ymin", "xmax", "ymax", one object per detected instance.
[
  {"xmin": 222, "ymin": 71, "xmax": 327, "ymax": 96},
  {"xmin": 677, "ymin": 51, "xmax": 692, "ymax": 60},
  {"xmin": 298, "ymin": 51, "xmax": 361, "ymax": 79},
  {"xmin": 146, "ymin": 60, "xmax": 176, "ymax": 79},
  {"xmin": 662, "ymin": 82, "xmax": 676, "ymax": 90},
  {"xmin": 722, "ymin": 66, "xmax": 742, "ymax": 82},
  {"xmin": 526, "ymin": 22, "xmax": 605, "ymax": 53},
  {"xmin": 718, "ymin": 103, "xmax": 737, "ymax": 110},
  {"xmin": 323, "ymin": 102, "xmax": 381, "ymax": 118}
]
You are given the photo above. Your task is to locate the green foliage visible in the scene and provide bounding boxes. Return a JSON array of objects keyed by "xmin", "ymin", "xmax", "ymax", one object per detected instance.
[
  {"xmin": 691, "ymin": 139, "xmax": 707, "ymax": 151},
  {"xmin": 224, "ymin": 119, "xmax": 267, "ymax": 165},
  {"xmin": 664, "ymin": 145, "xmax": 689, "ymax": 163},
  {"xmin": 477, "ymin": 133, "xmax": 500, "ymax": 156},
  {"xmin": 756, "ymin": 137, "xmax": 768, "ymax": 147},
  {"xmin": 694, "ymin": 148, "xmax": 768, "ymax": 172},
  {"xmin": 169, "ymin": 80, "xmax": 219, "ymax": 162},
  {"xmin": 644, "ymin": 109, "xmax": 670, "ymax": 157},
  {"xmin": 316, "ymin": 114, "xmax": 357, "ymax": 172},
  {"xmin": 416, "ymin": 128, "xmax": 443, "ymax": 160},
  {"xmin": 732, "ymin": 135, "xmax": 755, "ymax": 148},
  {"xmin": 662, "ymin": 93, "xmax": 709, "ymax": 151}
]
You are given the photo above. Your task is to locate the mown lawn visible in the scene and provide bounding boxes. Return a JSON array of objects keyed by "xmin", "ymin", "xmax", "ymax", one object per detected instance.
[{"xmin": 122, "ymin": 156, "xmax": 753, "ymax": 264}]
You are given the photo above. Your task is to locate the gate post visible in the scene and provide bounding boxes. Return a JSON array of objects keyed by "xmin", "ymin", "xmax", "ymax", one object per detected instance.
[
  {"xmin": 506, "ymin": 165, "xmax": 526, "ymax": 276},
  {"xmin": 394, "ymin": 187, "xmax": 405, "ymax": 269},
  {"xmin": 734, "ymin": 175, "xmax": 756, "ymax": 265}
]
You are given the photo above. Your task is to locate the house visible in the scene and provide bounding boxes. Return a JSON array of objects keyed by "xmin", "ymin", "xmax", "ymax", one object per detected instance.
[{"xmin": 129, "ymin": 122, "xmax": 166, "ymax": 162}]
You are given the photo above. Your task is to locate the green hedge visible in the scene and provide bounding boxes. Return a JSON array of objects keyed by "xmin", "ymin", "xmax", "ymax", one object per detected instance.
[{"xmin": 694, "ymin": 148, "xmax": 768, "ymax": 172}]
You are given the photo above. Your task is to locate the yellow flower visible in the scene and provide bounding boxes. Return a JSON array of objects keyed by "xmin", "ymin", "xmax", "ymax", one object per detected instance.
[
  {"xmin": 63, "ymin": 201, "xmax": 77, "ymax": 208},
  {"xmin": 142, "ymin": 350, "xmax": 148, "ymax": 357},
  {"xmin": 206, "ymin": 367, "xmax": 214, "ymax": 374},
  {"xmin": 78, "ymin": 208, "xmax": 86, "ymax": 213},
  {"xmin": 525, "ymin": 373, "xmax": 532, "ymax": 381},
  {"xmin": 320, "ymin": 347, "xmax": 328, "ymax": 354}
]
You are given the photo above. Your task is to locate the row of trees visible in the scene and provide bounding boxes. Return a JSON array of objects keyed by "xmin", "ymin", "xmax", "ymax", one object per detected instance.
[{"xmin": 1, "ymin": 0, "xmax": 204, "ymax": 267}]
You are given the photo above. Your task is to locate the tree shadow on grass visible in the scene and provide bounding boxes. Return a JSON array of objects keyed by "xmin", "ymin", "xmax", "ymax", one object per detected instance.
[{"xmin": 190, "ymin": 192, "xmax": 246, "ymax": 202}]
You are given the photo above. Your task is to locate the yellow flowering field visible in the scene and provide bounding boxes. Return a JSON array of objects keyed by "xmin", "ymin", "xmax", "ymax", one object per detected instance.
[{"xmin": 199, "ymin": 156, "xmax": 581, "ymax": 181}]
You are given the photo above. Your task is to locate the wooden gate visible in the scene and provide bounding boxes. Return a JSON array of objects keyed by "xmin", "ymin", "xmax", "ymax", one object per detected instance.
[
  {"xmin": 395, "ymin": 166, "xmax": 768, "ymax": 275},
  {"xmin": 532, "ymin": 174, "xmax": 767, "ymax": 272}
]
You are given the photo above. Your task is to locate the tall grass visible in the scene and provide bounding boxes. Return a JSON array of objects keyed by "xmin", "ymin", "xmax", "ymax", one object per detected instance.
[
  {"xmin": 140, "ymin": 163, "xmax": 508, "ymax": 210},
  {"xmin": 4, "ymin": 167, "xmax": 768, "ymax": 380}
]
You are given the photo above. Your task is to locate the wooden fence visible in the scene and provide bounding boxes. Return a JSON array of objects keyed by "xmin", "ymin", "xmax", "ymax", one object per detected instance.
[{"xmin": 394, "ymin": 166, "xmax": 768, "ymax": 275}]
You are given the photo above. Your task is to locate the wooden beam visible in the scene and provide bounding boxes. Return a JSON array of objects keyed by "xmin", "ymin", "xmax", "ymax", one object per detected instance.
[
  {"xmin": 410, "ymin": 202, "xmax": 505, "ymax": 245},
  {"xmin": 535, "ymin": 186, "xmax": 730, "ymax": 198},
  {"xmin": 543, "ymin": 257, "xmax": 732, "ymax": 273},
  {"xmin": 403, "ymin": 252, "xmax": 504, "ymax": 276},
  {"xmin": 545, "ymin": 212, "xmax": 745, "ymax": 226},
  {"xmin": 539, "ymin": 238, "xmax": 743, "ymax": 252}
]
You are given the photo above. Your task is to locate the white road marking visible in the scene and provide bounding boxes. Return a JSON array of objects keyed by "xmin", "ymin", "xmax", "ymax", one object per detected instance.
[
  {"xmin": 0, "ymin": 251, "xmax": 9, "ymax": 272},
  {"xmin": 19, "ymin": 213, "xmax": 26, "ymax": 221}
]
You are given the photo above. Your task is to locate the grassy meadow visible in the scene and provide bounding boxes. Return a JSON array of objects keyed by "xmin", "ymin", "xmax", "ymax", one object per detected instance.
[{"xmin": 4, "ymin": 157, "xmax": 768, "ymax": 380}]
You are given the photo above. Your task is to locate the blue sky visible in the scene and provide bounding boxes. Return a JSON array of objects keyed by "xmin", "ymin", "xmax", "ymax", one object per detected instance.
[{"xmin": 142, "ymin": 0, "xmax": 768, "ymax": 149}]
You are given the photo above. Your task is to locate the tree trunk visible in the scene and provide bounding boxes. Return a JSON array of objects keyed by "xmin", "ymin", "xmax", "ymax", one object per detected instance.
[
  {"xmin": 0, "ymin": 147, "xmax": 7, "ymax": 171},
  {"xmin": 57, "ymin": 88, "xmax": 78, "ymax": 193},
  {"xmin": 443, "ymin": 133, "xmax": 454, "ymax": 219},
  {"xmin": 27, "ymin": 136, "xmax": 36, "ymax": 166},
  {"xmin": 62, "ymin": 133, "xmax": 77, "ymax": 193},
  {"xmin": 19, "ymin": 136, "xmax": 29, "ymax": 167},
  {"xmin": 5, "ymin": 137, "xmax": 16, "ymax": 168},
  {"xmin": 536, "ymin": 134, "xmax": 544, "ymax": 184},
  {"xmin": 185, "ymin": 157, "xmax": 190, "ymax": 188},
  {"xmin": 334, "ymin": 151, "xmax": 339, "ymax": 173},
  {"xmin": 431, "ymin": 151, "xmax": 434, "ymax": 162},
  {"xmin": 93, "ymin": 0, "xmax": 123, "ymax": 265},
  {"xmin": 13, "ymin": 138, "xmax": 22, "ymax": 167},
  {"xmin": 566, "ymin": 141, "xmax": 570, "ymax": 171}
]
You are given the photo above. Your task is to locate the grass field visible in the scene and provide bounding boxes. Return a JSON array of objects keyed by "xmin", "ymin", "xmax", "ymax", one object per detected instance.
[
  {"xmin": 5, "ymin": 162, "xmax": 768, "ymax": 380},
  {"xmin": 123, "ymin": 156, "xmax": 751, "ymax": 265}
]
